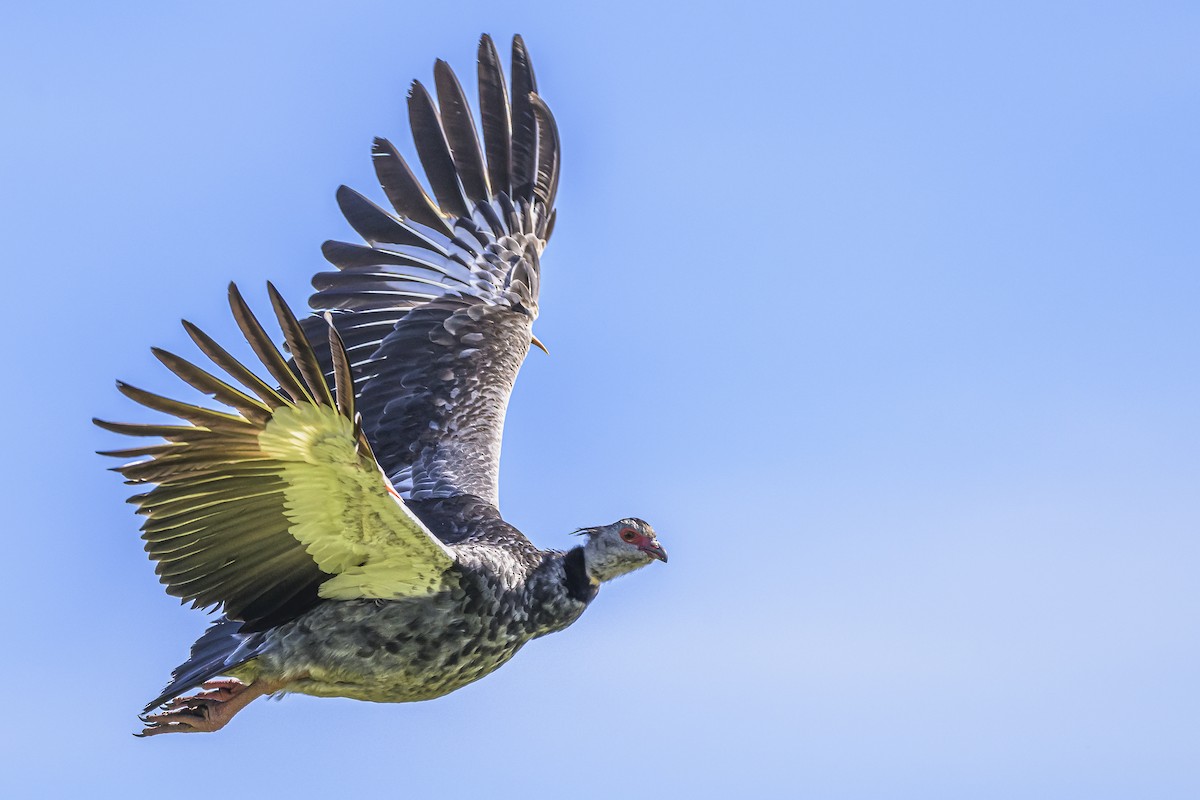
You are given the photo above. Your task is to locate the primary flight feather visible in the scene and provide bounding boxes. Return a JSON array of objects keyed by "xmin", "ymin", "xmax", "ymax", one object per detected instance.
[{"xmin": 96, "ymin": 34, "xmax": 666, "ymax": 736}]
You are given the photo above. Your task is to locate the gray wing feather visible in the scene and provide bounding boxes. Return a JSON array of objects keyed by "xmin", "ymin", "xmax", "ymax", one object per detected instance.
[{"xmin": 304, "ymin": 34, "xmax": 557, "ymax": 515}]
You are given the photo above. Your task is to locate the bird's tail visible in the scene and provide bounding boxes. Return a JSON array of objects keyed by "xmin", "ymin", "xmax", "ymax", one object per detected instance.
[{"xmin": 143, "ymin": 618, "xmax": 267, "ymax": 713}]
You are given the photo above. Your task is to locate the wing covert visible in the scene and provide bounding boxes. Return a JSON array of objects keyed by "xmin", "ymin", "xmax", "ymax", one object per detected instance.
[{"xmin": 96, "ymin": 285, "xmax": 458, "ymax": 632}]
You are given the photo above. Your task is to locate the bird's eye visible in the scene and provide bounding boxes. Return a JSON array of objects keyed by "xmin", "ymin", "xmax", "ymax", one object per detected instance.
[{"xmin": 620, "ymin": 528, "xmax": 638, "ymax": 542}]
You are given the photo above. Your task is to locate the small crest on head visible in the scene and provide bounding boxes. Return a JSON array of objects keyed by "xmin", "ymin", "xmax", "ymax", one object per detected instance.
[
  {"xmin": 574, "ymin": 517, "xmax": 666, "ymax": 583},
  {"xmin": 572, "ymin": 526, "xmax": 602, "ymax": 538}
]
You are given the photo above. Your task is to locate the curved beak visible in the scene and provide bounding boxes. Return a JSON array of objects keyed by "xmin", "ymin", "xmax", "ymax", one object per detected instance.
[
  {"xmin": 639, "ymin": 543, "xmax": 668, "ymax": 563},
  {"xmin": 531, "ymin": 334, "xmax": 550, "ymax": 355}
]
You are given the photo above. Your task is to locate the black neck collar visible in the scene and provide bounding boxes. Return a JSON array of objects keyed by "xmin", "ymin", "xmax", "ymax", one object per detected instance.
[{"xmin": 563, "ymin": 546, "xmax": 599, "ymax": 605}]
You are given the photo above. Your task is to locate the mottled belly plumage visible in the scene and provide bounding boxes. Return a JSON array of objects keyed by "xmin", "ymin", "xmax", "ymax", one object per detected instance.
[{"xmin": 246, "ymin": 589, "xmax": 534, "ymax": 703}]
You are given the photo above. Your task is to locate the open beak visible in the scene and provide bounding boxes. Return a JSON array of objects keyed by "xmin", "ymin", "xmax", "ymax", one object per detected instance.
[
  {"xmin": 531, "ymin": 334, "xmax": 549, "ymax": 355},
  {"xmin": 640, "ymin": 543, "xmax": 668, "ymax": 563}
]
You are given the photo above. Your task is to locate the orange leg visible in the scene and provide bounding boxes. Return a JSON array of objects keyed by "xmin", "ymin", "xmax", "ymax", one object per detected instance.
[{"xmin": 137, "ymin": 678, "xmax": 285, "ymax": 737}]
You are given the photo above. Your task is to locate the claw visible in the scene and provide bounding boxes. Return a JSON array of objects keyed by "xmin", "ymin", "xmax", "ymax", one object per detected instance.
[{"xmin": 134, "ymin": 678, "xmax": 278, "ymax": 736}]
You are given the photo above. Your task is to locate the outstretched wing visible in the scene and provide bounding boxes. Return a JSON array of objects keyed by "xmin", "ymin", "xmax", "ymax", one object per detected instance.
[
  {"xmin": 302, "ymin": 34, "xmax": 559, "ymax": 510},
  {"xmin": 96, "ymin": 284, "xmax": 458, "ymax": 632}
]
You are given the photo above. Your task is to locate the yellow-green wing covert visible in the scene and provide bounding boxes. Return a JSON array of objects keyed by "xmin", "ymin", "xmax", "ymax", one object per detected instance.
[{"xmin": 96, "ymin": 284, "xmax": 457, "ymax": 631}]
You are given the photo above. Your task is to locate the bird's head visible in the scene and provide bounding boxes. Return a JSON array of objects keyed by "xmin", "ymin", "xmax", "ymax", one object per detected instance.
[{"xmin": 576, "ymin": 518, "xmax": 667, "ymax": 584}]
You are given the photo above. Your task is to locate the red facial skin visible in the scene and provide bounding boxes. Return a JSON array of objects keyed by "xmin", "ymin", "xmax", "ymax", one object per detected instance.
[{"xmin": 621, "ymin": 527, "xmax": 668, "ymax": 563}]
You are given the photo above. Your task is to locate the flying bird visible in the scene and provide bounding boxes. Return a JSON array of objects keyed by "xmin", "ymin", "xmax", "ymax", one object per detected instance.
[{"xmin": 96, "ymin": 34, "xmax": 666, "ymax": 736}]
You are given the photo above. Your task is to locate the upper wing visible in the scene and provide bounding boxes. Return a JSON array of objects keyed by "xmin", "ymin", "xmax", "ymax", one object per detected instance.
[
  {"xmin": 301, "ymin": 34, "xmax": 559, "ymax": 510},
  {"xmin": 96, "ymin": 284, "xmax": 457, "ymax": 632}
]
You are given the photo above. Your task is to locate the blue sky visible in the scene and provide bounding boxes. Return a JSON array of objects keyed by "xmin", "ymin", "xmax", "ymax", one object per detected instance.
[{"xmin": 2, "ymin": 1, "xmax": 1198, "ymax": 797}]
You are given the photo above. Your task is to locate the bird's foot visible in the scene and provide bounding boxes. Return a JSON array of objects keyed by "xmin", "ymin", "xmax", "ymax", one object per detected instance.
[{"xmin": 137, "ymin": 678, "xmax": 272, "ymax": 737}]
